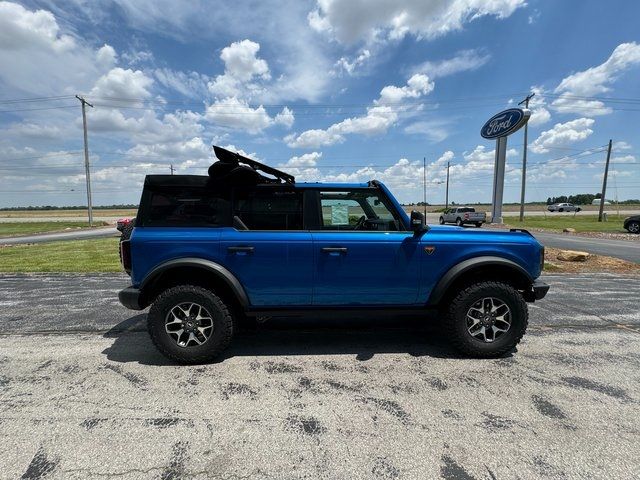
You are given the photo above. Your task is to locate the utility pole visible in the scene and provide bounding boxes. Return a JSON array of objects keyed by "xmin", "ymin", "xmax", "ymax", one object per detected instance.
[
  {"xmin": 423, "ymin": 157, "xmax": 427, "ymax": 216},
  {"xmin": 170, "ymin": 164, "xmax": 175, "ymax": 175},
  {"xmin": 598, "ymin": 139, "xmax": 613, "ymax": 222},
  {"xmin": 76, "ymin": 95, "xmax": 94, "ymax": 226},
  {"xmin": 518, "ymin": 92, "xmax": 535, "ymax": 222},
  {"xmin": 445, "ymin": 161, "xmax": 450, "ymax": 209}
]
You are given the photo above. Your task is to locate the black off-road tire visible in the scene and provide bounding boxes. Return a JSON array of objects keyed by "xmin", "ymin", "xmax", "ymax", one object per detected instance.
[
  {"xmin": 147, "ymin": 285, "xmax": 234, "ymax": 364},
  {"xmin": 118, "ymin": 220, "xmax": 135, "ymax": 261},
  {"xmin": 444, "ymin": 281, "xmax": 528, "ymax": 358},
  {"xmin": 439, "ymin": 217, "xmax": 445, "ymax": 225},
  {"xmin": 475, "ymin": 222, "xmax": 482, "ymax": 228},
  {"xmin": 559, "ymin": 208, "xmax": 564, "ymax": 212}
]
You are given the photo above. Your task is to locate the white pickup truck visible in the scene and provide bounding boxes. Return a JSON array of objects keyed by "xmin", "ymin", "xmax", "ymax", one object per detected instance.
[{"xmin": 439, "ymin": 207, "xmax": 487, "ymax": 227}]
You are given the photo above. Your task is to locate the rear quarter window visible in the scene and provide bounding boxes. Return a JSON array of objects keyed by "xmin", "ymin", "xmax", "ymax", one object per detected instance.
[{"xmin": 139, "ymin": 186, "xmax": 231, "ymax": 227}]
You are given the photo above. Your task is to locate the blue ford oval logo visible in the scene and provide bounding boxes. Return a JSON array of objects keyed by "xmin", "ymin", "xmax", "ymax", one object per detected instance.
[{"xmin": 481, "ymin": 108, "xmax": 530, "ymax": 139}]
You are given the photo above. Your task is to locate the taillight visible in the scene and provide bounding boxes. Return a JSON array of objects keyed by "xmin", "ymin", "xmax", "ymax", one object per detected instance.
[
  {"xmin": 540, "ymin": 246, "xmax": 545, "ymax": 272},
  {"xmin": 120, "ymin": 240, "xmax": 132, "ymax": 274},
  {"xmin": 464, "ymin": 213, "xmax": 469, "ymax": 219}
]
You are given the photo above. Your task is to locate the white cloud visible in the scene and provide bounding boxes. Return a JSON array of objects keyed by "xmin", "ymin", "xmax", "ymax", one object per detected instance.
[
  {"xmin": 334, "ymin": 49, "xmax": 371, "ymax": 75},
  {"xmin": 611, "ymin": 154, "xmax": 636, "ymax": 164},
  {"xmin": 88, "ymin": 108, "xmax": 205, "ymax": 146},
  {"xmin": 96, "ymin": 44, "xmax": 117, "ymax": 69},
  {"xmin": 284, "ymin": 151, "xmax": 322, "ymax": 168},
  {"xmin": 613, "ymin": 141, "xmax": 632, "ymax": 151},
  {"xmin": 311, "ymin": 150, "xmax": 455, "ymax": 201},
  {"xmin": 274, "ymin": 107, "xmax": 295, "ymax": 129},
  {"xmin": 526, "ymin": 86, "xmax": 551, "ymax": 127},
  {"xmin": 208, "ymin": 39, "xmax": 271, "ymax": 99},
  {"xmin": 0, "ymin": 2, "xmax": 116, "ymax": 96},
  {"xmin": 204, "ymin": 97, "xmax": 294, "ymax": 134},
  {"xmin": 413, "ymin": 49, "xmax": 491, "ymax": 79},
  {"xmin": 220, "ymin": 39, "xmax": 269, "ymax": 81},
  {"xmin": 552, "ymin": 42, "xmax": 640, "ymax": 116},
  {"xmin": 285, "ymin": 129, "xmax": 344, "ymax": 149},
  {"xmin": 404, "ymin": 119, "xmax": 452, "ymax": 142},
  {"xmin": 120, "ymin": 49, "xmax": 154, "ymax": 65},
  {"xmin": 276, "ymin": 152, "xmax": 323, "ymax": 181},
  {"xmin": 593, "ymin": 169, "xmax": 632, "ymax": 181},
  {"xmin": 308, "ymin": 0, "xmax": 526, "ymax": 44},
  {"xmin": 0, "ymin": 1, "xmax": 74, "ymax": 52},
  {"xmin": 531, "ymin": 118, "xmax": 595, "ymax": 154},
  {"xmin": 89, "ymin": 67, "xmax": 154, "ymax": 99},
  {"xmin": 4, "ymin": 122, "xmax": 64, "ymax": 140},
  {"xmin": 153, "ymin": 68, "xmax": 210, "ymax": 99},
  {"xmin": 286, "ymin": 74, "xmax": 434, "ymax": 148}
]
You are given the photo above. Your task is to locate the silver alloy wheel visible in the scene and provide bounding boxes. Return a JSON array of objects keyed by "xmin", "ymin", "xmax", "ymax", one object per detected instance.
[
  {"xmin": 629, "ymin": 222, "xmax": 640, "ymax": 233},
  {"xmin": 165, "ymin": 302, "xmax": 214, "ymax": 348},
  {"xmin": 466, "ymin": 297, "xmax": 512, "ymax": 343}
]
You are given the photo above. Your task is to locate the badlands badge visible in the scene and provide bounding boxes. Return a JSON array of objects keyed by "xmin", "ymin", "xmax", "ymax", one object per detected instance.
[{"xmin": 424, "ymin": 246, "xmax": 436, "ymax": 255}]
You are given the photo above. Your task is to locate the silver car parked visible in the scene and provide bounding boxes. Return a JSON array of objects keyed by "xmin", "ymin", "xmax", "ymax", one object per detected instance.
[{"xmin": 547, "ymin": 202, "xmax": 581, "ymax": 212}]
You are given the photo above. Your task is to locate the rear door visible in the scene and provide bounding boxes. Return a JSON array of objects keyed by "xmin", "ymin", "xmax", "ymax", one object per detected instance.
[
  {"xmin": 219, "ymin": 186, "xmax": 313, "ymax": 306},
  {"xmin": 310, "ymin": 188, "xmax": 420, "ymax": 305}
]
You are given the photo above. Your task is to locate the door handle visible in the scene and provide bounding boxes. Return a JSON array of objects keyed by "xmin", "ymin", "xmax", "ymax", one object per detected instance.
[
  {"xmin": 321, "ymin": 247, "xmax": 347, "ymax": 254},
  {"xmin": 227, "ymin": 246, "xmax": 254, "ymax": 254}
]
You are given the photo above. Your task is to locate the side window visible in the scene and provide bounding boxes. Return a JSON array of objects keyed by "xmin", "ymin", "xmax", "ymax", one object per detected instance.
[
  {"xmin": 318, "ymin": 190, "xmax": 401, "ymax": 231},
  {"xmin": 233, "ymin": 188, "xmax": 303, "ymax": 230},
  {"xmin": 141, "ymin": 187, "xmax": 231, "ymax": 227}
]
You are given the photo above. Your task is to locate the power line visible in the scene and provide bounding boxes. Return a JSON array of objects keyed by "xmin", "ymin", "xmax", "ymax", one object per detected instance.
[
  {"xmin": 0, "ymin": 105, "xmax": 78, "ymax": 113},
  {"xmin": 0, "ymin": 94, "xmax": 76, "ymax": 105}
]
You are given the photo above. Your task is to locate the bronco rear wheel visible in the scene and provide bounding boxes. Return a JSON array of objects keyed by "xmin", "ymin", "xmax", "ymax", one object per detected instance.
[
  {"xmin": 147, "ymin": 285, "xmax": 234, "ymax": 364},
  {"xmin": 445, "ymin": 281, "xmax": 528, "ymax": 357}
]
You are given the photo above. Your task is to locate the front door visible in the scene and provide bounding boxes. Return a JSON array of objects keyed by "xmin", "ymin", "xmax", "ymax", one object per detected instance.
[{"xmin": 311, "ymin": 189, "xmax": 420, "ymax": 305}]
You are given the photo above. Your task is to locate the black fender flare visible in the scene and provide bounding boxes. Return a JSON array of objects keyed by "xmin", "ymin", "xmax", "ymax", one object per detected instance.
[
  {"xmin": 140, "ymin": 258, "xmax": 250, "ymax": 308},
  {"xmin": 427, "ymin": 256, "xmax": 533, "ymax": 306}
]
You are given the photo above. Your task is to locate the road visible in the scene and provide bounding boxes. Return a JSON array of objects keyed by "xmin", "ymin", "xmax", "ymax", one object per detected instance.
[
  {"xmin": 532, "ymin": 231, "xmax": 640, "ymax": 263},
  {"xmin": 0, "ymin": 273, "xmax": 639, "ymax": 479},
  {"xmin": 0, "ymin": 226, "xmax": 118, "ymax": 244}
]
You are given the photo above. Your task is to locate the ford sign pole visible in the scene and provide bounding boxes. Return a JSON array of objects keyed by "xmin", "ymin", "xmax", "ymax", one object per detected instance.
[
  {"xmin": 491, "ymin": 136, "xmax": 508, "ymax": 223},
  {"xmin": 481, "ymin": 108, "xmax": 531, "ymax": 224}
]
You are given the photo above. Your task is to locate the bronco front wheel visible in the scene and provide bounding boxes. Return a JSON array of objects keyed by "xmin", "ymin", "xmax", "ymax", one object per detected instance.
[
  {"xmin": 147, "ymin": 285, "xmax": 234, "ymax": 364},
  {"xmin": 445, "ymin": 281, "xmax": 528, "ymax": 357}
]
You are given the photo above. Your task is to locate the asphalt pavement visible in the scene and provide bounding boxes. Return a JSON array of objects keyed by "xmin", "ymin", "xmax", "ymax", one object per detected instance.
[
  {"xmin": 0, "ymin": 273, "xmax": 639, "ymax": 479},
  {"xmin": 531, "ymin": 231, "xmax": 640, "ymax": 263},
  {"xmin": 0, "ymin": 226, "xmax": 118, "ymax": 244}
]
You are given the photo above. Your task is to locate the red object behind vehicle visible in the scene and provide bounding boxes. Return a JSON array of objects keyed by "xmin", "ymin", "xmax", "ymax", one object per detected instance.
[{"xmin": 116, "ymin": 218, "xmax": 132, "ymax": 232}]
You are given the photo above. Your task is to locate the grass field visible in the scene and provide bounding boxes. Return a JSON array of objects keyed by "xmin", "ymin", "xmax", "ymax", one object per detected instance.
[
  {"xmin": 0, "ymin": 221, "xmax": 109, "ymax": 237},
  {"xmin": 0, "ymin": 209, "xmax": 137, "ymax": 218},
  {"xmin": 504, "ymin": 214, "xmax": 629, "ymax": 233},
  {"xmin": 0, "ymin": 238, "xmax": 121, "ymax": 272}
]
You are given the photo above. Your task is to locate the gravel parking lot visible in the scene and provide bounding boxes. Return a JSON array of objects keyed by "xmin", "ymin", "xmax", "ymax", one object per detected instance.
[{"xmin": 0, "ymin": 273, "xmax": 639, "ymax": 479}]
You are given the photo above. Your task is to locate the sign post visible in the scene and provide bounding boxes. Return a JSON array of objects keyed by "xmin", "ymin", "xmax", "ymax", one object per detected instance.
[
  {"xmin": 491, "ymin": 136, "xmax": 508, "ymax": 224},
  {"xmin": 481, "ymin": 108, "xmax": 531, "ymax": 224}
]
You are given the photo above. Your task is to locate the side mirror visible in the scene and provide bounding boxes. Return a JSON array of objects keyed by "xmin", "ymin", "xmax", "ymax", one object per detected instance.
[{"xmin": 410, "ymin": 210, "xmax": 427, "ymax": 233}]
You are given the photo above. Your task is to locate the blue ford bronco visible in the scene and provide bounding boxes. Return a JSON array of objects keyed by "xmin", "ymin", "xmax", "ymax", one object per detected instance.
[{"xmin": 119, "ymin": 146, "xmax": 548, "ymax": 363}]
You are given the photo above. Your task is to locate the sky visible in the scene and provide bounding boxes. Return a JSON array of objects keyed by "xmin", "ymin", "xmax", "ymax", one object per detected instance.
[{"xmin": 0, "ymin": 0, "xmax": 639, "ymax": 207}]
